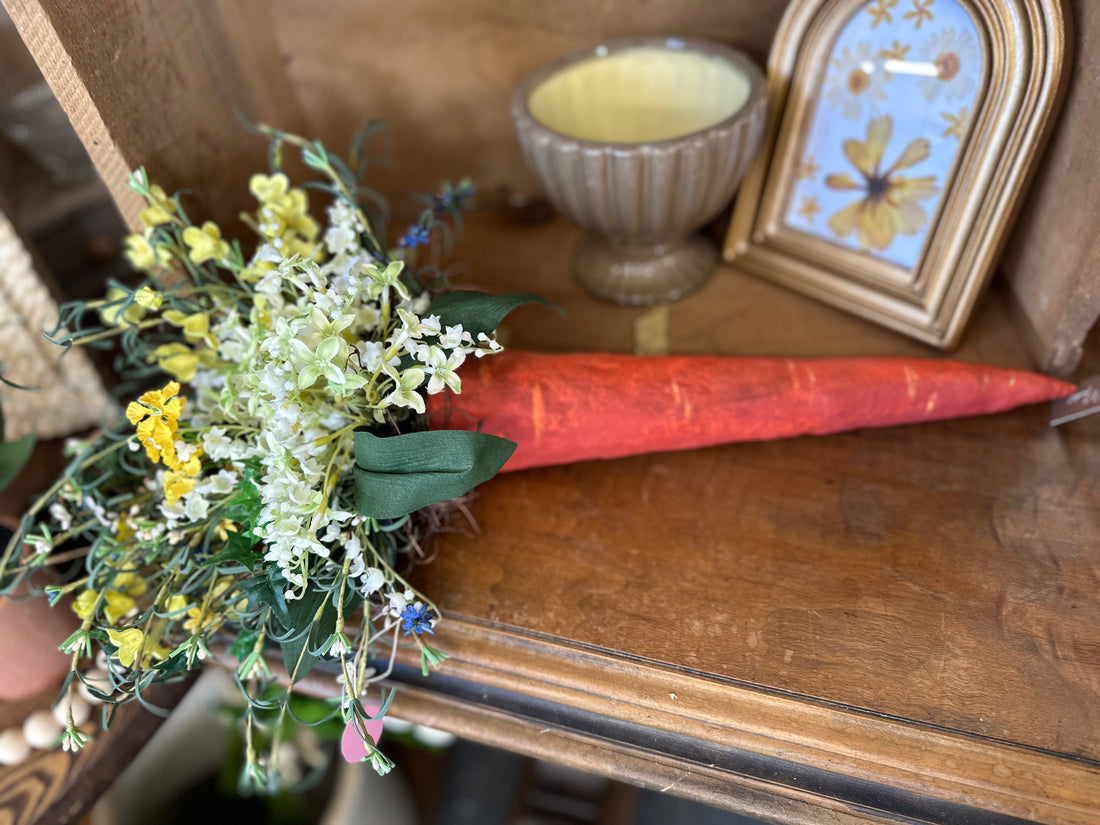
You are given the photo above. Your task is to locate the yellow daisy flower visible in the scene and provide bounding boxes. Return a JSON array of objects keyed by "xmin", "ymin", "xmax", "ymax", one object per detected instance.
[{"xmin": 825, "ymin": 115, "xmax": 939, "ymax": 252}]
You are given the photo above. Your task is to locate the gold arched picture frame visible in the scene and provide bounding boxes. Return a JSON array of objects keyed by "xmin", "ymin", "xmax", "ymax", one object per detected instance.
[{"xmin": 724, "ymin": 0, "xmax": 1070, "ymax": 348}]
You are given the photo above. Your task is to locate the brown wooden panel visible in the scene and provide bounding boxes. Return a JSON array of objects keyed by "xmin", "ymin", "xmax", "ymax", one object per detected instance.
[
  {"xmin": 1002, "ymin": 0, "xmax": 1100, "ymax": 375},
  {"xmin": 265, "ymin": 0, "xmax": 787, "ymax": 208},
  {"xmin": 0, "ymin": 0, "xmax": 305, "ymax": 230}
]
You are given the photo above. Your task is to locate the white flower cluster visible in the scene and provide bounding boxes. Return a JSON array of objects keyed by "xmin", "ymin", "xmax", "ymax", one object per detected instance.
[{"xmin": 168, "ymin": 199, "xmax": 502, "ymax": 601}]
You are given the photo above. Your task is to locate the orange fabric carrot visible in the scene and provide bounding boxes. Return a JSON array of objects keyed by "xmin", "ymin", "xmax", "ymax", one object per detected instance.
[{"xmin": 428, "ymin": 351, "xmax": 1074, "ymax": 472}]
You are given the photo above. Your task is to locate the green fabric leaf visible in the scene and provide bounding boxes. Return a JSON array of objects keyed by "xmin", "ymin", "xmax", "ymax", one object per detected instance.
[
  {"xmin": 0, "ymin": 434, "xmax": 35, "ymax": 492},
  {"xmin": 428, "ymin": 291, "xmax": 556, "ymax": 338},
  {"xmin": 240, "ymin": 568, "xmax": 290, "ymax": 626},
  {"xmin": 275, "ymin": 581, "xmax": 362, "ymax": 682},
  {"xmin": 230, "ymin": 629, "xmax": 261, "ymax": 662},
  {"xmin": 204, "ymin": 529, "xmax": 260, "ymax": 571},
  {"xmin": 353, "ymin": 429, "xmax": 516, "ymax": 519}
]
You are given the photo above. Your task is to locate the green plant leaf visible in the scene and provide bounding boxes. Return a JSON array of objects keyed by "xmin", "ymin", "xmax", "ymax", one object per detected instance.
[
  {"xmin": 204, "ymin": 529, "xmax": 260, "ymax": 571},
  {"xmin": 0, "ymin": 434, "xmax": 35, "ymax": 492},
  {"xmin": 352, "ymin": 429, "xmax": 516, "ymax": 519},
  {"xmin": 427, "ymin": 291, "xmax": 556, "ymax": 338},
  {"xmin": 240, "ymin": 568, "xmax": 290, "ymax": 626},
  {"xmin": 275, "ymin": 581, "xmax": 361, "ymax": 681}
]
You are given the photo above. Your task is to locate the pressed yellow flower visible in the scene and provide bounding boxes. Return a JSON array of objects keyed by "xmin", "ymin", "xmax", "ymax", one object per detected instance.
[
  {"xmin": 124, "ymin": 235, "xmax": 171, "ymax": 271},
  {"xmin": 250, "ymin": 173, "xmax": 290, "ymax": 203},
  {"xmin": 126, "ymin": 382, "xmax": 183, "ymax": 465},
  {"xmin": 150, "ymin": 343, "xmax": 201, "ymax": 383},
  {"xmin": 100, "ymin": 287, "xmax": 146, "ymax": 328},
  {"xmin": 163, "ymin": 310, "xmax": 216, "ymax": 348},
  {"xmin": 182, "ymin": 221, "xmax": 230, "ymax": 264},
  {"xmin": 825, "ymin": 115, "xmax": 938, "ymax": 252},
  {"xmin": 164, "ymin": 470, "xmax": 197, "ymax": 505}
]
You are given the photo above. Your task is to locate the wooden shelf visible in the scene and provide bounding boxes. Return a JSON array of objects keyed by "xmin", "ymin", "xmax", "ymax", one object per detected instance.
[
  {"xmin": 4, "ymin": 0, "xmax": 1097, "ymax": 815},
  {"xmin": 293, "ymin": 213, "xmax": 1099, "ymax": 824}
]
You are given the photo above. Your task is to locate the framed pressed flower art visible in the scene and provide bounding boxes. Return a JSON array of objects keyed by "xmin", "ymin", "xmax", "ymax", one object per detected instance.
[{"xmin": 724, "ymin": 0, "xmax": 1070, "ymax": 348}]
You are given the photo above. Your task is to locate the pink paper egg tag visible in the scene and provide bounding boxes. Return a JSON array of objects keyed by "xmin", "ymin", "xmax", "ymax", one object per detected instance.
[{"xmin": 341, "ymin": 703, "xmax": 384, "ymax": 763}]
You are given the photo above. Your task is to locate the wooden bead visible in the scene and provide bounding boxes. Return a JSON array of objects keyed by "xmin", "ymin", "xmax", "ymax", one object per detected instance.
[
  {"xmin": 77, "ymin": 669, "xmax": 112, "ymax": 706},
  {"xmin": 0, "ymin": 729, "xmax": 30, "ymax": 766},
  {"xmin": 22, "ymin": 710, "xmax": 62, "ymax": 749},
  {"xmin": 52, "ymin": 691, "xmax": 92, "ymax": 727}
]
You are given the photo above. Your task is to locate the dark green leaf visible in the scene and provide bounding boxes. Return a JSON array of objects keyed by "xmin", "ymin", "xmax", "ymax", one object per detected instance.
[
  {"xmin": 153, "ymin": 648, "xmax": 195, "ymax": 676},
  {"xmin": 230, "ymin": 629, "xmax": 261, "ymax": 662},
  {"xmin": 276, "ymin": 581, "xmax": 361, "ymax": 682},
  {"xmin": 240, "ymin": 569, "xmax": 290, "ymax": 626},
  {"xmin": 427, "ymin": 291, "xmax": 557, "ymax": 338},
  {"xmin": 204, "ymin": 529, "xmax": 260, "ymax": 571},
  {"xmin": 352, "ymin": 429, "xmax": 516, "ymax": 519},
  {"xmin": 0, "ymin": 434, "xmax": 35, "ymax": 492}
]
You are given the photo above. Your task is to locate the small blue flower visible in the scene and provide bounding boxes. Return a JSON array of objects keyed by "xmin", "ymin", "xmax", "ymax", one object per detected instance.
[
  {"xmin": 398, "ymin": 224, "xmax": 431, "ymax": 249},
  {"xmin": 400, "ymin": 602, "xmax": 435, "ymax": 635}
]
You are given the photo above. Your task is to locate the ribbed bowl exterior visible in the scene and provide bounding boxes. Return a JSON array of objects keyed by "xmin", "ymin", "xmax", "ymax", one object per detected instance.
[{"xmin": 513, "ymin": 40, "xmax": 767, "ymax": 246}]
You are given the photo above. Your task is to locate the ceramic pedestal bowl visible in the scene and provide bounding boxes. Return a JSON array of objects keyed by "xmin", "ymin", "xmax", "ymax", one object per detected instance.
[{"xmin": 513, "ymin": 37, "xmax": 766, "ymax": 305}]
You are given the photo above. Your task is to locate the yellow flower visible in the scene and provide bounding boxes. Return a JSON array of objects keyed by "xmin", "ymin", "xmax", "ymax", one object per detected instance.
[
  {"xmin": 124, "ymin": 235, "xmax": 172, "ymax": 271},
  {"xmin": 163, "ymin": 310, "xmax": 216, "ymax": 348},
  {"xmin": 126, "ymin": 382, "xmax": 183, "ymax": 465},
  {"xmin": 164, "ymin": 594, "xmax": 190, "ymax": 614},
  {"xmin": 825, "ymin": 115, "xmax": 939, "ymax": 252},
  {"xmin": 250, "ymin": 173, "xmax": 290, "ymax": 203},
  {"xmin": 106, "ymin": 627, "xmax": 169, "ymax": 668},
  {"xmin": 107, "ymin": 627, "xmax": 146, "ymax": 668},
  {"xmin": 100, "ymin": 287, "xmax": 146, "ymax": 328},
  {"xmin": 163, "ymin": 470, "xmax": 197, "ymax": 505},
  {"xmin": 73, "ymin": 589, "xmax": 97, "ymax": 620},
  {"xmin": 182, "ymin": 221, "xmax": 230, "ymax": 264},
  {"xmin": 139, "ymin": 184, "xmax": 176, "ymax": 228},
  {"xmin": 103, "ymin": 590, "xmax": 136, "ymax": 625},
  {"xmin": 168, "ymin": 443, "xmax": 203, "ymax": 477},
  {"xmin": 133, "ymin": 286, "xmax": 163, "ymax": 310},
  {"xmin": 150, "ymin": 343, "xmax": 201, "ymax": 383},
  {"xmin": 183, "ymin": 606, "xmax": 223, "ymax": 634},
  {"xmin": 112, "ymin": 571, "xmax": 147, "ymax": 598}
]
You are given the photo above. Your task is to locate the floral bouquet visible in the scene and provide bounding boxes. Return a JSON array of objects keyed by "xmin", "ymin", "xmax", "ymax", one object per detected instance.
[{"xmin": 0, "ymin": 123, "xmax": 539, "ymax": 789}]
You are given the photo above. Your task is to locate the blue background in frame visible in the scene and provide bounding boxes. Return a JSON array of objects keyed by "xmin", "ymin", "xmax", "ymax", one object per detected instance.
[{"xmin": 783, "ymin": 0, "xmax": 983, "ymax": 272}]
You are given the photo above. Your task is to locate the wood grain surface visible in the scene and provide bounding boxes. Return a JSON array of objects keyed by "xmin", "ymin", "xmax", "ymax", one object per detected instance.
[
  {"xmin": 3, "ymin": 0, "xmax": 1099, "ymax": 818},
  {"xmin": 392, "ymin": 214, "xmax": 1099, "ymax": 823},
  {"xmin": 1001, "ymin": 1, "xmax": 1100, "ymax": 375},
  {"xmin": 9, "ymin": 0, "xmax": 1095, "ymax": 368},
  {"xmin": 0, "ymin": 679, "xmax": 191, "ymax": 825}
]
